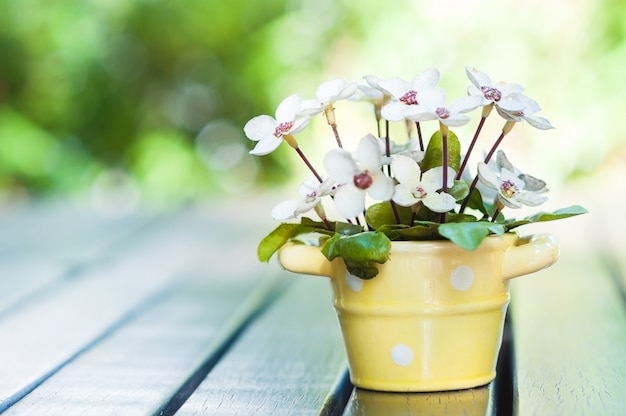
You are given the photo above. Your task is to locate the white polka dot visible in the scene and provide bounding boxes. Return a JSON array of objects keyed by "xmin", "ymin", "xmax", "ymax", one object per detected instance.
[
  {"xmin": 391, "ymin": 343, "xmax": 414, "ymax": 366},
  {"xmin": 450, "ymin": 265, "xmax": 474, "ymax": 291},
  {"xmin": 345, "ymin": 272, "xmax": 363, "ymax": 292}
]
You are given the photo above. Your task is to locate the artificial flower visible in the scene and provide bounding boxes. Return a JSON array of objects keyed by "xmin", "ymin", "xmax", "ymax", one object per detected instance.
[
  {"xmin": 391, "ymin": 155, "xmax": 456, "ymax": 212},
  {"xmin": 324, "ymin": 134, "xmax": 394, "ymax": 218},
  {"xmin": 244, "ymin": 94, "xmax": 310, "ymax": 155}
]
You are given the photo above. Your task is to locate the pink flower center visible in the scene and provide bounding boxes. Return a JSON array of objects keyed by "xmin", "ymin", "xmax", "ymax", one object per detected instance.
[
  {"xmin": 500, "ymin": 180, "xmax": 518, "ymax": 198},
  {"xmin": 414, "ymin": 186, "xmax": 427, "ymax": 198},
  {"xmin": 399, "ymin": 90, "xmax": 418, "ymax": 105},
  {"xmin": 481, "ymin": 86, "xmax": 502, "ymax": 102},
  {"xmin": 305, "ymin": 190, "xmax": 317, "ymax": 202},
  {"xmin": 353, "ymin": 171, "xmax": 373, "ymax": 190},
  {"xmin": 435, "ymin": 107, "xmax": 450, "ymax": 119},
  {"xmin": 274, "ymin": 121, "xmax": 295, "ymax": 137}
]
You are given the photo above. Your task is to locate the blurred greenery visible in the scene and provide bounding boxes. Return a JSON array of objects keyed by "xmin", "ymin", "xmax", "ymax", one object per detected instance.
[{"xmin": 0, "ymin": 0, "xmax": 624, "ymax": 208}]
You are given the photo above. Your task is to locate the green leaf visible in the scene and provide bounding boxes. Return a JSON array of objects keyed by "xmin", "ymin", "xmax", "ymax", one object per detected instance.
[
  {"xmin": 438, "ymin": 221, "xmax": 505, "ymax": 250},
  {"xmin": 257, "ymin": 219, "xmax": 329, "ymax": 262},
  {"xmin": 335, "ymin": 221, "xmax": 366, "ymax": 235},
  {"xmin": 448, "ymin": 180, "xmax": 470, "ymax": 201},
  {"xmin": 366, "ymin": 202, "xmax": 412, "ymax": 229},
  {"xmin": 465, "ymin": 187, "xmax": 490, "ymax": 216},
  {"xmin": 377, "ymin": 221, "xmax": 441, "ymax": 240},
  {"xmin": 421, "ymin": 130, "xmax": 461, "ymax": 172},
  {"xmin": 505, "ymin": 205, "xmax": 588, "ymax": 231},
  {"xmin": 321, "ymin": 231, "xmax": 391, "ymax": 279}
]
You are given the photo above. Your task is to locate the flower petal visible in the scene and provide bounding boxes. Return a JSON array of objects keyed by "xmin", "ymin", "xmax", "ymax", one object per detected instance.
[
  {"xmin": 477, "ymin": 162, "xmax": 500, "ymax": 189},
  {"xmin": 465, "ymin": 66, "xmax": 492, "ymax": 88},
  {"xmin": 392, "ymin": 184, "xmax": 418, "ymax": 207},
  {"xmin": 517, "ymin": 190, "xmax": 548, "ymax": 206},
  {"xmin": 290, "ymin": 116, "xmax": 311, "ymax": 134},
  {"xmin": 367, "ymin": 172, "xmax": 394, "ymax": 201},
  {"xmin": 316, "ymin": 79, "xmax": 344, "ymax": 102},
  {"xmin": 381, "ymin": 102, "xmax": 408, "ymax": 121},
  {"xmin": 412, "ymin": 68, "xmax": 440, "ymax": 90},
  {"xmin": 275, "ymin": 93, "xmax": 302, "ymax": 122},
  {"xmin": 496, "ymin": 82, "xmax": 524, "ymax": 97},
  {"xmin": 391, "ymin": 155, "xmax": 422, "ymax": 188},
  {"xmin": 243, "ymin": 115, "xmax": 276, "ymax": 141},
  {"xmin": 333, "ymin": 184, "xmax": 365, "ymax": 218},
  {"xmin": 439, "ymin": 113, "xmax": 471, "ymax": 127},
  {"xmin": 324, "ymin": 148, "xmax": 356, "ymax": 183},
  {"xmin": 378, "ymin": 77, "xmax": 411, "ymax": 99},
  {"xmin": 525, "ymin": 115, "xmax": 554, "ymax": 130},
  {"xmin": 423, "ymin": 192, "xmax": 456, "ymax": 213},
  {"xmin": 449, "ymin": 95, "xmax": 482, "ymax": 113},
  {"xmin": 416, "ymin": 87, "xmax": 445, "ymax": 108},
  {"xmin": 356, "ymin": 134, "xmax": 383, "ymax": 170},
  {"xmin": 271, "ymin": 199, "xmax": 300, "ymax": 220},
  {"xmin": 249, "ymin": 136, "xmax": 283, "ymax": 155},
  {"xmin": 298, "ymin": 98, "xmax": 323, "ymax": 116}
]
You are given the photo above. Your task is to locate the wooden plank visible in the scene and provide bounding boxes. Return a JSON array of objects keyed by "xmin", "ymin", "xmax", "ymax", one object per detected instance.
[
  {"xmin": 175, "ymin": 276, "xmax": 348, "ymax": 416},
  {"xmin": 0, "ymin": 203, "xmax": 156, "ymax": 261},
  {"xmin": 510, "ymin": 228, "xmax": 626, "ymax": 415},
  {"xmin": 3, "ymin": 274, "xmax": 284, "ymax": 415},
  {"xmin": 0, "ymin": 206, "xmax": 261, "ymax": 412}
]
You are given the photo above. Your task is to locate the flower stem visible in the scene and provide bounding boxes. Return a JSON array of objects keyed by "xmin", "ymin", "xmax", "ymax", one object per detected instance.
[
  {"xmin": 456, "ymin": 106, "xmax": 491, "ymax": 180},
  {"xmin": 415, "ymin": 122, "xmax": 424, "ymax": 151},
  {"xmin": 459, "ymin": 121, "xmax": 516, "ymax": 213},
  {"xmin": 439, "ymin": 122, "xmax": 449, "ymax": 193},
  {"xmin": 294, "ymin": 147, "xmax": 323, "ymax": 183},
  {"xmin": 390, "ymin": 200, "xmax": 401, "ymax": 224},
  {"xmin": 325, "ymin": 107, "xmax": 343, "ymax": 148},
  {"xmin": 491, "ymin": 206, "xmax": 501, "ymax": 223},
  {"xmin": 385, "ymin": 119, "xmax": 391, "ymax": 176},
  {"xmin": 440, "ymin": 122, "xmax": 449, "ymax": 223}
]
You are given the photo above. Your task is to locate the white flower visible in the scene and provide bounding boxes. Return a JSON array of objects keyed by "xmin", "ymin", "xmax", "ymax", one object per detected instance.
[
  {"xmin": 378, "ymin": 68, "xmax": 440, "ymax": 121},
  {"xmin": 404, "ymin": 87, "xmax": 482, "ymax": 127},
  {"xmin": 299, "ymin": 79, "xmax": 358, "ymax": 116},
  {"xmin": 324, "ymin": 134, "xmax": 394, "ymax": 218},
  {"xmin": 477, "ymin": 154, "xmax": 548, "ymax": 209},
  {"xmin": 354, "ymin": 75, "xmax": 391, "ymax": 106},
  {"xmin": 271, "ymin": 178, "xmax": 333, "ymax": 220},
  {"xmin": 465, "ymin": 66, "xmax": 525, "ymax": 113},
  {"xmin": 244, "ymin": 94, "xmax": 310, "ymax": 155},
  {"xmin": 377, "ymin": 137, "xmax": 424, "ymax": 166},
  {"xmin": 496, "ymin": 94, "xmax": 554, "ymax": 130},
  {"xmin": 391, "ymin": 155, "xmax": 456, "ymax": 213}
]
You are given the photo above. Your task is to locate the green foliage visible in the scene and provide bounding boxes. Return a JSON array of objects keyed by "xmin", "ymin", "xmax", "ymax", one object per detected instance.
[
  {"xmin": 0, "ymin": 0, "xmax": 343, "ymax": 200},
  {"xmin": 421, "ymin": 130, "xmax": 462, "ymax": 173},
  {"xmin": 321, "ymin": 231, "xmax": 391, "ymax": 279}
]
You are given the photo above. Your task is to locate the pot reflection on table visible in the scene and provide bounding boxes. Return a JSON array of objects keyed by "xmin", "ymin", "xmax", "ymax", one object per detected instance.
[{"xmin": 344, "ymin": 384, "xmax": 491, "ymax": 416}]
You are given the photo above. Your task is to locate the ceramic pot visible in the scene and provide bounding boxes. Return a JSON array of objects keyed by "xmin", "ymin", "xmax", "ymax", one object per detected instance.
[{"xmin": 278, "ymin": 233, "xmax": 559, "ymax": 392}]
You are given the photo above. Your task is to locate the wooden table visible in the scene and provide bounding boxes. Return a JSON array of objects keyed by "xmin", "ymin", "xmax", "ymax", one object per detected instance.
[{"xmin": 0, "ymin": 196, "xmax": 624, "ymax": 415}]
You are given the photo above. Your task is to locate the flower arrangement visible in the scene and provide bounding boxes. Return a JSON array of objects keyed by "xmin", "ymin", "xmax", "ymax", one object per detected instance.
[{"xmin": 245, "ymin": 67, "xmax": 586, "ymax": 279}]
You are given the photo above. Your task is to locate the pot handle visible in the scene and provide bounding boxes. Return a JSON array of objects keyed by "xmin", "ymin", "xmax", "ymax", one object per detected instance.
[
  {"xmin": 502, "ymin": 233, "xmax": 559, "ymax": 281},
  {"xmin": 277, "ymin": 243, "xmax": 333, "ymax": 278}
]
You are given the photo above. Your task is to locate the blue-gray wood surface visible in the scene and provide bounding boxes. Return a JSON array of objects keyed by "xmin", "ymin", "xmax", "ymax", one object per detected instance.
[{"xmin": 0, "ymin": 199, "xmax": 622, "ymax": 415}]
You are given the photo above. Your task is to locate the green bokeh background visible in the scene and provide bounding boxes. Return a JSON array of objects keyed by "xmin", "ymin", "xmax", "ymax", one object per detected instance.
[{"xmin": 0, "ymin": 0, "xmax": 624, "ymax": 207}]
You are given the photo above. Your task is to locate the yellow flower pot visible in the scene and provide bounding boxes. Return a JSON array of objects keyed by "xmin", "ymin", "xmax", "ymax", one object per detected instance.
[{"xmin": 278, "ymin": 233, "xmax": 559, "ymax": 392}]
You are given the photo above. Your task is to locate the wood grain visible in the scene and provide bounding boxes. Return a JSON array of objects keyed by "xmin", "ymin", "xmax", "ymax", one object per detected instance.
[
  {"xmin": 510, "ymin": 233, "xmax": 626, "ymax": 415},
  {"xmin": 176, "ymin": 276, "xmax": 348, "ymax": 416}
]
